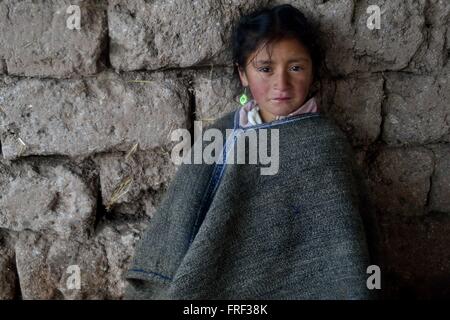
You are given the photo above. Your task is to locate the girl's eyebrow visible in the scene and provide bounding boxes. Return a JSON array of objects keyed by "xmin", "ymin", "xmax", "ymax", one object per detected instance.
[{"xmin": 255, "ymin": 57, "xmax": 310, "ymax": 64}]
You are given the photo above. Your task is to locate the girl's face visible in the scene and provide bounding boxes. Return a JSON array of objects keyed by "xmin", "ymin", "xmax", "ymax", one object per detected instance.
[{"xmin": 238, "ymin": 37, "xmax": 314, "ymax": 123}]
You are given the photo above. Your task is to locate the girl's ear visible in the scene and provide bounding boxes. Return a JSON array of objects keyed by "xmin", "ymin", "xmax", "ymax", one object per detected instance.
[{"xmin": 237, "ymin": 65, "xmax": 249, "ymax": 87}]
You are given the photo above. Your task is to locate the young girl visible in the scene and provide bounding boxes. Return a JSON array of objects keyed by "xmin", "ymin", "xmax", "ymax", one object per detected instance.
[{"xmin": 125, "ymin": 4, "xmax": 376, "ymax": 300}]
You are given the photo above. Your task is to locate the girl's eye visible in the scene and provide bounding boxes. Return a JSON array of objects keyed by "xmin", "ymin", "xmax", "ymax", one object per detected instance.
[
  {"xmin": 290, "ymin": 66, "xmax": 304, "ymax": 72},
  {"xmin": 257, "ymin": 66, "xmax": 304, "ymax": 73},
  {"xmin": 258, "ymin": 66, "xmax": 271, "ymax": 73}
]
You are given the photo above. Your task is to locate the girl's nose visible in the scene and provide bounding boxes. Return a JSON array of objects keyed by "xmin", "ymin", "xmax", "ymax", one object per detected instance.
[{"xmin": 273, "ymin": 70, "xmax": 290, "ymax": 91}]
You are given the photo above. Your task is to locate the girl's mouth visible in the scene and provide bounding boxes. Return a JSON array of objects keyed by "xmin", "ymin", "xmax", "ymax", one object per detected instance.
[{"xmin": 272, "ymin": 97, "xmax": 291, "ymax": 102}]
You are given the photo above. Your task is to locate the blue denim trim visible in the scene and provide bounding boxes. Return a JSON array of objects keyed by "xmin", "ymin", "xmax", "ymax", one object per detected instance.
[
  {"xmin": 233, "ymin": 107, "xmax": 240, "ymax": 129},
  {"xmin": 129, "ymin": 269, "xmax": 173, "ymax": 281},
  {"xmin": 188, "ymin": 126, "xmax": 237, "ymax": 246},
  {"xmin": 208, "ymin": 128, "xmax": 240, "ymax": 204}
]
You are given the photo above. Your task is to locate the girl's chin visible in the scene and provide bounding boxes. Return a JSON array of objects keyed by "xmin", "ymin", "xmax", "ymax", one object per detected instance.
[{"xmin": 268, "ymin": 100, "xmax": 297, "ymax": 113}]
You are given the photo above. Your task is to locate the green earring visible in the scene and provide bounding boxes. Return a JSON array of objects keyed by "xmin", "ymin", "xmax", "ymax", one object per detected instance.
[{"xmin": 239, "ymin": 87, "xmax": 249, "ymax": 105}]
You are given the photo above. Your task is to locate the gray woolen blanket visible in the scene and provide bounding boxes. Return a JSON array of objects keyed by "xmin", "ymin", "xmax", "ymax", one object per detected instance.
[{"xmin": 124, "ymin": 109, "xmax": 377, "ymax": 299}]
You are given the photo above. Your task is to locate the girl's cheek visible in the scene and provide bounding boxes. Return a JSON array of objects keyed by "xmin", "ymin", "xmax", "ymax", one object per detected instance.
[
  {"xmin": 248, "ymin": 77, "xmax": 270, "ymax": 101},
  {"xmin": 249, "ymin": 82, "xmax": 269, "ymax": 102},
  {"xmin": 296, "ymin": 79, "xmax": 311, "ymax": 92},
  {"xmin": 292, "ymin": 76, "xmax": 312, "ymax": 93}
]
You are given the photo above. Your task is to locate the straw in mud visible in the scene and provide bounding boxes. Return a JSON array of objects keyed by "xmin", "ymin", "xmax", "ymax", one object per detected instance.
[
  {"xmin": 125, "ymin": 143, "xmax": 138, "ymax": 161},
  {"xmin": 17, "ymin": 137, "xmax": 27, "ymax": 157},
  {"xmin": 192, "ymin": 110, "xmax": 216, "ymax": 123},
  {"xmin": 127, "ymin": 80, "xmax": 152, "ymax": 84},
  {"xmin": 106, "ymin": 175, "xmax": 133, "ymax": 211}
]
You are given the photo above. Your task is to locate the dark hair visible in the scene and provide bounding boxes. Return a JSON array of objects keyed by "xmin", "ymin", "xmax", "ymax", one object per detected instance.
[{"xmin": 232, "ymin": 4, "xmax": 323, "ymax": 86}]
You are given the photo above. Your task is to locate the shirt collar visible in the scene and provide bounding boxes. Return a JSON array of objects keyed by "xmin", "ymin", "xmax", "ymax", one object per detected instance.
[{"xmin": 238, "ymin": 96, "xmax": 320, "ymax": 128}]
